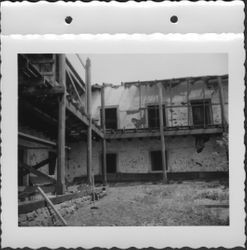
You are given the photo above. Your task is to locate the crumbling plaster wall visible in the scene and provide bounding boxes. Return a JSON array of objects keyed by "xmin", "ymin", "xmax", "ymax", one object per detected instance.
[
  {"xmin": 67, "ymin": 141, "xmax": 102, "ymax": 183},
  {"xmin": 67, "ymin": 134, "xmax": 228, "ymax": 182},
  {"xmin": 91, "ymin": 80, "xmax": 228, "ymax": 129}
]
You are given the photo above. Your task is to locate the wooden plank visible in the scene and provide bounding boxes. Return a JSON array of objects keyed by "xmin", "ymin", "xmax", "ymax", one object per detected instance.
[
  {"xmin": 57, "ymin": 54, "xmax": 66, "ymax": 195},
  {"xmin": 36, "ymin": 186, "xmax": 67, "ymax": 226},
  {"xmin": 20, "ymin": 163, "xmax": 56, "ymax": 184},
  {"xmin": 86, "ymin": 58, "xmax": 92, "ymax": 185},
  {"xmin": 158, "ymin": 82, "xmax": 168, "ymax": 184},
  {"xmin": 101, "ymin": 84, "xmax": 107, "ymax": 185}
]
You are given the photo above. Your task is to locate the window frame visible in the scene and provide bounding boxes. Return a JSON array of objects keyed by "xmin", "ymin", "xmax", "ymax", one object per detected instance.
[
  {"xmin": 100, "ymin": 105, "xmax": 119, "ymax": 130},
  {"xmin": 146, "ymin": 103, "xmax": 167, "ymax": 129},
  {"xmin": 190, "ymin": 99, "xmax": 213, "ymax": 127}
]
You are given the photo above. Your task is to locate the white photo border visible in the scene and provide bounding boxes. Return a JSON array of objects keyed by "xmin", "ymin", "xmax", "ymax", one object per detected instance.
[{"xmin": 1, "ymin": 34, "xmax": 245, "ymax": 248}]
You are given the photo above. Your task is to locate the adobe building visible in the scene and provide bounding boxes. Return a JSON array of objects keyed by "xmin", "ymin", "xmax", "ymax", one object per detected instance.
[{"xmin": 18, "ymin": 54, "xmax": 228, "ymax": 202}]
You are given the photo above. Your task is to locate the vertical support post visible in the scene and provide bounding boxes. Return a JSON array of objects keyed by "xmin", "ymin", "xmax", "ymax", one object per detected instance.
[
  {"xmin": 217, "ymin": 76, "xmax": 227, "ymax": 131},
  {"xmin": 202, "ymin": 78, "xmax": 206, "ymax": 128},
  {"xmin": 139, "ymin": 84, "xmax": 142, "ymax": 128},
  {"xmin": 158, "ymin": 82, "xmax": 168, "ymax": 184},
  {"xmin": 57, "ymin": 54, "xmax": 66, "ymax": 195},
  {"xmin": 187, "ymin": 78, "xmax": 190, "ymax": 127},
  {"xmin": 86, "ymin": 58, "xmax": 92, "ymax": 185},
  {"xmin": 101, "ymin": 84, "xmax": 107, "ymax": 186},
  {"xmin": 169, "ymin": 80, "xmax": 173, "ymax": 128}
]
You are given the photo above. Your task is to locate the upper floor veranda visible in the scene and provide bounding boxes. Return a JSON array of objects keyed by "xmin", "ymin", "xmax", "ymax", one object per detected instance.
[{"xmin": 91, "ymin": 75, "xmax": 228, "ymax": 139}]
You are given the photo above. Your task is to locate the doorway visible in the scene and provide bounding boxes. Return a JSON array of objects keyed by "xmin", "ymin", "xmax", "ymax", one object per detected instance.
[{"xmin": 106, "ymin": 153, "xmax": 117, "ymax": 173}]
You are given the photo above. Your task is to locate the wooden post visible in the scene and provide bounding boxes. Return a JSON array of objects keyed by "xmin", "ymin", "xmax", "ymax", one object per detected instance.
[
  {"xmin": 57, "ymin": 54, "xmax": 66, "ymax": 195},
  {"xmin": 86, "ymin": 58, "xmax": 92, "ymax": 185},
  {"xmin": 217, "ymin": 76, "xmax": 227, "ymax": 131},
  {"xmin": 202, "ymin": 79, "xmax": 206, "ymax": 128},
  {"xmin": 158, "ymin": 82, "xmax": 168, "ymax": 184},
  {"xmin": 169, "ymin": 80, "xmax": 173, "ymax": 127},
  {"xmin": 187, "ymin": 78, "xmax": 190, "ymax": 127},
  {"xmin": 101, "ymin": 84, "xmax": 107, "ymax": 186}
]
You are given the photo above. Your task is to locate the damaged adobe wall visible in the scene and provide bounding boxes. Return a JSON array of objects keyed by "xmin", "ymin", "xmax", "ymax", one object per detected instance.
[
  {"xmin": 67, "ymin": 140, "xmax": 103, "ymax": 183},
  {"xmin": 167, "ymin": 135, "xmax": 228, "ymax": 172},
  {"xmin": 67, "ymin": 134, "xmax": 228, "ymax": 182}
]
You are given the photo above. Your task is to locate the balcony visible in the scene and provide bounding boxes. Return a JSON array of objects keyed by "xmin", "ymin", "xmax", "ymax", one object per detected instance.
[{"xmin": 104, "ymin": 102, "xmax": 224, "ymax": 140}]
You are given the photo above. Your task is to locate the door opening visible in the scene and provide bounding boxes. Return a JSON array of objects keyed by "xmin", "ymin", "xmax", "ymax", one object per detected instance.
[
  {"xmin": 106, "ymin": 153, "xmax": 117, "ymax": 173},
  {"xmin": 150, "ymin": 150, "xmax": 168, "ymax": 171}
]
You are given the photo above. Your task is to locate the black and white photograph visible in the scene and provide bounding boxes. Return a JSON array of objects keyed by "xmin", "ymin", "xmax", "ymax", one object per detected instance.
[
  {"xmin": 17, "ymin": 53, "xmax": 229, "ymax": 227},
  {"xmin": 1, "ymin": 1, "xmax": 245, "ymax": 248}
]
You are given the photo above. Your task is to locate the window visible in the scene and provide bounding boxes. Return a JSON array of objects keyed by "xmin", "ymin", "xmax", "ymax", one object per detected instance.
[
  {"xmin": 106, "ymin": 153, "xmax": 117, "ymax": 173},
  {"xmin": 191, "ymin": 100, "xmax": 211, "ymax": 126},
  {"xmin": 147, "ymin": 105, "xmax": 166, "ymax": 128},
  {"xmin": 101, "ymin": 107, "xmax": 118, "ymax": 129},
  {"xmin": 150, "ymin": 150, "xmax": 168, "ymax": 171}
]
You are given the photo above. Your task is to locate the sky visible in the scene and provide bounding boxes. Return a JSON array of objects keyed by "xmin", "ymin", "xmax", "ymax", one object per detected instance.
[{"xmin": 67, "ymin": 53, "xmax": 228, "ymax": 85}]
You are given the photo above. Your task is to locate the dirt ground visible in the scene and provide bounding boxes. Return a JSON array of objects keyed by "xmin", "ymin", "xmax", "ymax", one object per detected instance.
[{"xmin": 66, "ymin": 180, "xmax": 229, "ymax": 226}]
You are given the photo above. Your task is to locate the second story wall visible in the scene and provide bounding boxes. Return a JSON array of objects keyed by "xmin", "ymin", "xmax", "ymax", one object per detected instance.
[{"xmin": 92, "ymin": 76, "xmax": 228, "ymax": 130}]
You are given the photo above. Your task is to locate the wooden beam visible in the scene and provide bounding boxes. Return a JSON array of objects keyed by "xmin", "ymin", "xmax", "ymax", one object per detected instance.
[
  {"xmin": 158, "ymin": 82, "xmax": 168, "ymax": 184},
  {"xmin": 169, "ymin": 80, "xmax": 173, "ymax": 127},
  {"xmin": 105, "ymin": 127, "xmax": 223, "ymax": 139},
  {"xmin": 86, "ymin": 58, "xmax": 92, "ymax": 185},
  {"xmin": 217, "ymin": 76, "xmax": 227, "ymax": 131},
  {"xmin": 65, "ymin": 57, "xmax": 85, "ymax": 92},
  {"xmin": 36, "ymin": 186, "xmax": 67, "ymax": 226},
  {"xmin": 66, "ymin": 101, "xmax": 104, "ymax": 139},
  {"xmin": 123, "ymin": 74, "xmax": 228, "ymax": 87},
  {"xmin": 203, "ymin": 79, "xmax": 206, "ymax": 128},
  {"xmin": 22, "ymin": 157, "xmax": 53, "ymax": 176},
  {"xmin": 187, "ymin": 78, "xmax": 190, "ymax": 126},
  {"xmin": 20, "ymin": 162, "xmax": 56, "ymax": 184},
  {"xmin": 19, "ymin": 101, "xmax": 58, "ymax": 127},
  {"xmin": 57, "ymin": 54, "xmax": 66, "ymax": 195},
  {"xmin": 18, "ymin": 185, "xmax": 55, "ymax": 199},
  {"xmin": 18, "ymin": 132, "xmax": 71, "ymax": 150},
  {"xmin": 19, "ymin": 132, "xmax": 56, "ymax": 146},
  {"xmin": 101, "ymin": 84, "xmax": 107, "ymax": 185},
  {"xmin": 20, "ymin": 85, "xmax": 65, "ymax": 97},
  {"xmin": 66, "ymin": 70, "xmax": 85, "ymax": 109}
]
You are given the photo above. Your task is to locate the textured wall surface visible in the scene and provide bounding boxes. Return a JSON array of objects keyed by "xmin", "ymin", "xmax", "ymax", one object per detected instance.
[
  {"xmin": 91, "ymin": 79, "xmax": 228, "ymax": 129},
  {"xmin": 67, "ymin": 134, "xmax": 228, "ymax": 182}
]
